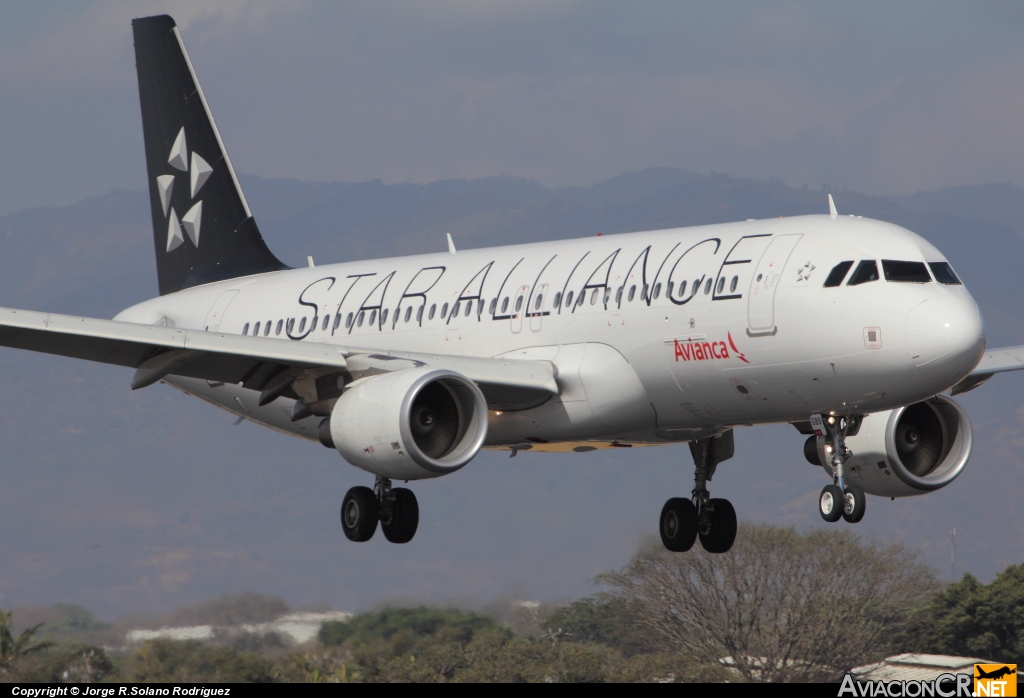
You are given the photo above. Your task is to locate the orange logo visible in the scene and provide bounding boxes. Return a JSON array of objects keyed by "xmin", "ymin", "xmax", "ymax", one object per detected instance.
[{"xmin": 975, "ymin": 664, "xmax": 1017, "ymax": 697}]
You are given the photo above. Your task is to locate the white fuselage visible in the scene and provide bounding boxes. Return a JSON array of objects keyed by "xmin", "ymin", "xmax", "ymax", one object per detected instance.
[{"xmin": 115, "ymin": 214, "xmax": 985, "ymax": 452}]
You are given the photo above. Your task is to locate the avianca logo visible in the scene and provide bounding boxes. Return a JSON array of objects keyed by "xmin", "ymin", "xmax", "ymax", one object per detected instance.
[{"xmin": 673, "ymin": 332, "xmax": 750, "ymax": 364}]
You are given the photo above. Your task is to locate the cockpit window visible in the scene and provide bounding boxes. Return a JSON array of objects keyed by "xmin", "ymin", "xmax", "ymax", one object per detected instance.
[
  {"xmin": 928, "ymin": 261, "xmax": 962, "ymax": 285},
  {"xmin": 882, "ymin": 260, "xmax": 931, "ymax": 283},
  {"xmin": 847, "ymin": 260, "xmax": 879, "ymax": 286},
  {"xmin": 823, "ymin": 261, "xmax": 854, "ymax": 287}
]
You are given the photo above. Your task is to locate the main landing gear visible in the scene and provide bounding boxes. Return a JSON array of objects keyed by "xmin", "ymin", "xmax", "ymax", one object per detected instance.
[
  {"xmin": 660, "ymin": 431, "xmax": 738, "ymax": 554},
  {"xmin": 341, "ymin": 476, "xmax": 420, "ymax": 544},
  {"xmin": 813, "ymin": 414, "xmax": 866, "ymax": 524}
]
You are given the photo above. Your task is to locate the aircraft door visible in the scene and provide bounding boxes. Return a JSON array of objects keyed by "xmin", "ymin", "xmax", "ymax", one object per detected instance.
[
  {"xmin": 747, "ymin": 234, "xmax": 801, "ymax": 334},
  {"xmin": 204, "ymin": 289, "xmax": 239, "ymax": 332},
  {"xmin": 530, "ymin": 283, "xmax": 549, "ymax": 332},
  {"xmin": 510, "ymin": 285, "xmax": 528, "ymax": 334}
]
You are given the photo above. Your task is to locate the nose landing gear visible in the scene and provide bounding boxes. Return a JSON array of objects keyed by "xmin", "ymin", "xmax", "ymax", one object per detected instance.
[
  {"xmin": 812, "ymin": 414, "xmax": 866, "ymax": 524},
  {"xmin": 659, "ymin": 431, "xmax": 737, "ymax": 554},
  {"xmin": 341, "ymin": 476, "xmax": 420, "ymax": 543}
]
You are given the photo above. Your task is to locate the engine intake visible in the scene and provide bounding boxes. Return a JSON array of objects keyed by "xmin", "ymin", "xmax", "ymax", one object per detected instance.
[
  {"xmin": 813, "ymin": 395, "xmax": 972, "ymax": 497},
  {"xmin": 323, "ymin": 367, "xmax": 488, "ymax": 480}
]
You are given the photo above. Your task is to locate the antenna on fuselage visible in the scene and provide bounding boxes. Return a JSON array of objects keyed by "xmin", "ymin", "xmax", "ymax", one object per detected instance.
[
  {"xmin": 447, "ymin": 233, "xmax": 457, "ymax": 254},
  {"xmin": 828, "ymin": 194, "xmax": 838, "ymax": 219}
]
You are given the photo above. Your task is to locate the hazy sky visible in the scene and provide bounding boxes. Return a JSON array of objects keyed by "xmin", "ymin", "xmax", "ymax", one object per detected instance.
[{"xmin": 2, "ymin": 1, "xmax": 1024, "ymax": 216}]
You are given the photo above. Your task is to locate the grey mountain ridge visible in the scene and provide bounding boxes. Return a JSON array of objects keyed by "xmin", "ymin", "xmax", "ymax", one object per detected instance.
[{"xmin": 1, "ymin": 169, "xmax": 1023, "ymax": 618}]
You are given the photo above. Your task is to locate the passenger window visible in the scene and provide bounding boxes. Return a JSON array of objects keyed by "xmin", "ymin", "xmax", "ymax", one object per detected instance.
[
  {"xmin": 322, "ymin": 315, "xmax": 329, "ymax": 331},
  {"xmin": 298, "ymin": 318, "xmax": 306, "ymax": 332},
  {"xmin": 704, "ymin": 278, "xmax": 712, "ymax": 295},
  {"xmin": 628, "ymin": 285, "xmax": 636, "ymax": 302},
  {"xmin": 577, "ymin": 292, "xmax": 585, "ymax": 307},
  {"xmin": 716, "ymin": 277, "xmax": 725, "ymax": 294},
  {"xmin": 405, "ymin": 306, "xmax": 412, "ymax": 322},
  {"xmin": 590, "ymin": 288, "xmax": 598, "ymax": 305},
  {"xmin": 535, "ymin": 294, "xmax": 543, "ymax": 310},
  {"xmin": 369, "ymin": 309, "xmax": 377, "ymax": 325},
  {"xmin": 616, "ymin": 286, "xmax": 623, "ymax": 303},
  {"xmin": 345, "ymin": 313, "xmax": 353, "ymax": 328},
  {"xmin": 848, "ymin": 260, "xmax": 879, "ymax": 285},
  {"xmin": 380, "ymin": 308, "xmax": 388, "ymax": 325},
  {"xmin": 553, "ymin": 292, "xmax": 561, "ymax": 308},
  {"xmin": 254, "ymin": 321, "xmax": 261, "ymax": 336},
  {"xmin": 287, "ymin": 318, "xmax": 295, "ymax": 333},
  {"xmin": 417, "ymin": 306, "xmax": 424, "ymax": 322},
  {"xmin": 477, "ymin": 298, "xmax": 484, "ymax": 316},
  {"xmin": 264, "ymin": 321, "xmax": 271, "ymax": 336},
  {"xmin": 452, "ymin": 301, "xmax": 460, "ymax": 317},
  {"xmin": 429, "ymin": 304, "xmax": 436, "ymax": 320},
  {"xmin": 489, "ymin": 298, "xmax": 497, "ymax": 314},
  {"xmin": 277, "ymin": 319, "xmax": 283, "ymax": 335},
  {"xmin": 929, "ymin": 261, "xmax": 962, "ymax": 285},
  {"xmin": 515, "ymin": 296, "xmax": 524, "ymax": 312},
  {"xmin": 641, "ymin": 284, "xmax": 649, "ymax": 301},
  {"xmin": 441, "ymin": 303, "xmax": 448, "ymax": 318},
  {"xmin": 465, "ymin": 301, "xmax": 472, "ymax": 317},
  {"xmin": 500, "ymin": 298, "xmax": 508, "ymax": 313},
  {"xmin": 824, "ymin": 260, "xmax": 854, "ymax": 287},
  {"xmin": 603, "ymin": 287, "xmax": 611, "ymax": 304},
  {"xmin": 730, "ymin": 276, "xmax": 738, "ymax": 293},
  {"xmin": 565, "ymin": 291, "xmax": 573, "ymax": 307},
  {"xmin": 667, "ymin": 281, "xmax": 674, "ymax": 297},
  {"xmin": 882, "ymin": 260, "xmax": 931, "ymax": 283},
  {"xmin": 678, "ymin": 280, "xmax": 687, "ymax": 298},
  {"xmin": 693, "ymin": 278, "xmax": 701, "ymax": 295},
  {"xmin": 311, "ymin": 314, "xmax": 318, "ymax": 331},
  {"xmin": 653, "ymin": 282, "xmax": 662, "ymax": 299},
  {"xmin": 242, "ymin": 323, "xmax": 249, "ymax": 335},
  {"xmin": 356, "ymin": 312, "xmax": 363, "ymax": 327}
]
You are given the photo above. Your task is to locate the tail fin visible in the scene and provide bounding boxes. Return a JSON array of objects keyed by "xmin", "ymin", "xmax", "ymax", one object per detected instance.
[{"xmin": 132, "ymin": 15, "xmax": 288, "ymax": 296}]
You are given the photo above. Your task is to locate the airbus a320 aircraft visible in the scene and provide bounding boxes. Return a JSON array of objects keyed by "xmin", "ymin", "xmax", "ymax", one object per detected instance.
[{"xmin": 3, "ymin": 15, "xmax": 1021, "ymax": 553}]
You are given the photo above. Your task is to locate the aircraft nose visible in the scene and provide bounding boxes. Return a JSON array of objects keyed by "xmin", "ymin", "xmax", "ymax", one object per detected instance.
[{"xmin": 906, "ymin": 294, "xmax": 985, "ymax": 383}]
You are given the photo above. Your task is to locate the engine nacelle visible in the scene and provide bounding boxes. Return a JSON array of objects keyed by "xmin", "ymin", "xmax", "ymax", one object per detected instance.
[
  {"xmin": 321, "ymin": 367, "xmax": 488, "ymax": 480},
  {"xmin": 810, "ymin": 395, "xmax": 972, "ymax": 498}
]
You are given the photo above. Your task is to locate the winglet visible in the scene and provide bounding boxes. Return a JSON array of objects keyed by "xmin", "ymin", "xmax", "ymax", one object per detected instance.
[
  {"xmin": 828, "ymin": 194, "xmax": 838, "ymax": 219},
  {"xmin": 447, "ymin": 233, "xmax": 457, "ymax": 254}
]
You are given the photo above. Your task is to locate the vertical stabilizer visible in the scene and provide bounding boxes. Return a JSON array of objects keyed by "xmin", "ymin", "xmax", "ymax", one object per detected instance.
[{"xmin": 132, "ymin": 15, "xmax": 288, "ymax": 295}]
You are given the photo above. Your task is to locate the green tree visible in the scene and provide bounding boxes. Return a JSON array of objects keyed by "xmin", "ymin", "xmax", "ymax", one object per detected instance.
[
  {"xmin": 118, "ymin": 639, "xmax": 276, "ymax": 683},
  {"xmin": 0, "ymin": 609, "xmax": 54, "ymax": 674},
  {"xmin": 895, "ymin": 564, "xmax": 1024, "ymax": 662}
]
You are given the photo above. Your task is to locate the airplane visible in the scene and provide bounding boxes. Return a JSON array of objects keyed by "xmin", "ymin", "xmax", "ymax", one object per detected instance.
[
  {"xmin": 975, "ymin": 666, "xmax": 1016, "ymax": 681},
  {"xmin": 2, "ymin": 14, "xmax": 1021, "ymax": 553}
]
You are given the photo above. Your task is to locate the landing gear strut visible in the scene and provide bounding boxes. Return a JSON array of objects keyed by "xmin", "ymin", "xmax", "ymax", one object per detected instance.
[
  {"xmin": 660, "ymin": 431, "xmax": 737, "ymax": 554},
  {"xmin": 341, "ymin": 476, "xmax": 419, "ymax": 543},
  {"xmin": 812, "ymin": 414, "xmax": 866, "ymax": 524}
]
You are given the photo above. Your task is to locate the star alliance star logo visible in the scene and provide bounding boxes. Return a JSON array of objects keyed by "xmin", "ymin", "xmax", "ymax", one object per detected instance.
[
  {"xmin": 796, "ymin": 261, "xmax": 815, "ymax": 282},
  {"xmin": 155, "ymin": 127, "xmax": 213, "ymax": 252}
]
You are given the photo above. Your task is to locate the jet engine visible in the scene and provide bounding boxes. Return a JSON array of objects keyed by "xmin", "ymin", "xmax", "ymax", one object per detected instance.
[
  {"xmin": 806, "ymin": 395, "xmax": 972, "ymax": 498},
  {"xmin": 319, "ymin": 367, "xmax": 488, "ymax": 480}
]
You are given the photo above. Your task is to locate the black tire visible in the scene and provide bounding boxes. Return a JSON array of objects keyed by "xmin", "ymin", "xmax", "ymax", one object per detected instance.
[
  {"xmin": 341, "ymin": 486, "xmax": 378, "ymax": 542},
  {"xmin": 382, "ymin": 488, "xmax": 419, "ymax": 544},
  {"xmin": 698, "ymin": 498, "xmax": 737, "ymax": 554},
  {"xmin": 659, "ymin": 498, "xmax": 698, "ymax": 552},
  {"xmin": 842, "ymin": 484, "xmax": 866, "ymax": 523},
  {"xmin": 819, "ymin": 484, "xmax": 843, "ymax": 523}
]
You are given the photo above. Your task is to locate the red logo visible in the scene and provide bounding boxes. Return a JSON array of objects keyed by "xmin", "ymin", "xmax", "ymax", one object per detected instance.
[{"xmin": 674, "ymin": 332, "xmax": 749, "ymax": 364}]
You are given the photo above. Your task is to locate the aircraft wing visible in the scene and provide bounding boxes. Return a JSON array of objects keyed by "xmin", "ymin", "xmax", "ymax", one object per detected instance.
[
  {"xmin": 951, "ymin": 345, "xmax": 1024, "ymax": 395},
  {"xmin": 0, "ymin": 306, "xmax": 558, "ymax": 410}
]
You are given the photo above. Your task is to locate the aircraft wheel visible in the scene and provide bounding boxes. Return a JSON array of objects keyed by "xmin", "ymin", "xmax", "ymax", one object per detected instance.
[
  {"xmin": 382, "ymin": 488, "xmax": 419, "ymax": 544},
  {"xmin": 842, "ymin": 484, "xmax": 866, "ymax": 523},
  {"xmin": 819, "ymin": 484, "xmax": 843, "ymax": 523},
  {"xmin": 341, "ymin": 486, "xmax": 378, "ymax": 542},
  {"xmin": 660, "ymin": 497, "xmax": 698, "ymax": 552},
  {"xmin": 698, "ymin": 498, "xmax": 737, "ymax": 554}
]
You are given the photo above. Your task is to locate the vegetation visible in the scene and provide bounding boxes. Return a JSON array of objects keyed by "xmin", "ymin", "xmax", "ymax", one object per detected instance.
[
  {"xmin": 894, "ymin": 563, "xmax": 1024, "ymax": 663},
  {"xmin": 1, "ymin": 524, "xmax": 1020, "ymax": 683}
]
